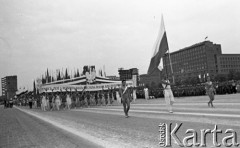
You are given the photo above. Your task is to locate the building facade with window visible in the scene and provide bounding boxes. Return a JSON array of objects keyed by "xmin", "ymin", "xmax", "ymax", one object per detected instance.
[
  {"xmin": 163, "ymin": 41, "xmax": 240, "ymax": 83},
  {"xmin": 1, "ymin": 76, "xmax": 17, "ymax": 100},
  {"xmin": 118, "ymin": 68, "xmax": 138, "ymax": 81},
  {"xmin": 140, "ymin": 40, "xmax": 240, "ymax": 87},
  {"xmin": 118, "ymin": 68, "xmax": 139, "ymax": 87},
  {"xmin": 217, "ymin": 54, "xmax": 240, "ymax": 74},
  {"xmin": 163, "ymin": 41, "xmax": 221, "ymax": 82}
]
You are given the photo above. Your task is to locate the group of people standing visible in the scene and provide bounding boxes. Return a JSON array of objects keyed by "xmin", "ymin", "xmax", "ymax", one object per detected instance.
[{"xmin": 39, "ymin": 87, "xmax": 118, "ymax": 111}]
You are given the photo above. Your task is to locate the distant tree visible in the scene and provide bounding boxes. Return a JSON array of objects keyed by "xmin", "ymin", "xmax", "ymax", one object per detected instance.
[
  {"xmin": 33, "ymin": 80, "xmax": 36, "ymax": 96},
  {"xmin": 145, "ymin": 83, "xmax": 150, "ymax": 88},
  {"xmin": 151, "ymin": 81, "xmax": 156, "ymax": 89},
  {"xmin": 183, "ymin": 78, "xmax": 190, "ymax": 85},
  {"xmin": 65, "ymin": 68, "xmax": 69, "ymax": 79},
  {"xmin": 57, "ymin": 71, "xmax": 61, "ymax": 81},
  {"xmin": 174, "ymin": 78, "xmax": 181, "ymax": 86},
  {"xmin": 228, "ymin": 70, "xmax": 235, "ymax": 80},
  {"xmin": 74, "ymin": 70, "xmax": 77, "ymax": 78},
  {"xmin": 48, "ymin": 76, "xmax": 51, "ymax": 83},
  {"xmin": 46, "ymin": 68, "xmax": 50, "ymax": 83},
  {"xmin": 189, "ymin": 76, "xmax": 200, "ymax": 85},
  {"xmin": 158, "ymin": 82, "xmax": 162, "ymax": 88},
  {"xmin": 234, "ymin": 72, "xmax": 240, "ymax": 80},
  {"xmin": 42, "ymin": 75, "xmax": 46, "ymax": 84},
  {"xmin": 76, "ymin": 69, "xmax": 80, "ymax": 77},
  {"xmin": 215, "ymin": 74, "xmax": 227, "ymax": 82}
]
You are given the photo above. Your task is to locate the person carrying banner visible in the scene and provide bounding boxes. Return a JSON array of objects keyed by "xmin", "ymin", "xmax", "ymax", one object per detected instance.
[
  {"xmin": 61, "ymin": 92, "xmax": 67, "ymax": 110},
  {"xmin": 109, "ymin": 89, "xmax": 113, "ymax": 105},
  {"xmin": 72, "ymin": 92, "xmax": 77, "ymax": 109},
  {"xmin": 41, "ymin": 93, "xmax": 47, "ymax": 111},
  {"xmin": 66, "ymin": 92, "xmax": 72, "ymax": 110},
  {"xmin": 119, "ymin": 80, "xmax": 131, "ymax": 118},
  {"xmin": 48, "ymin": 93, "xmax": 53, "ymax": 111},
  {"xmin": 55, "ymin": 92, "xmax": 61, "ymax": 111},
  {"xmin": 85, "ymin": 91, "xmax": 90, "ymax": 107},
  {"xmin": 95, "ymin": 91, "xmax": 99, "ymax": 106},
  {"xmin": 116, "ymin": 90, "xmax": 121, "ymax": 104},
  {"xmin": 161, "ymin": 77, "xmax": 175, "ymax": 113},
  {"xmin": 80, "ymin": 86, "xmax": 86, "ymax": 108},
  {"xmin": 29, "ymin": 95, "xmax": 33, "ymax": 109}
]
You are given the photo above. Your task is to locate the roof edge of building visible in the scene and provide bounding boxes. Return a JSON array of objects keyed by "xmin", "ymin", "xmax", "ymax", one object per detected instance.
[{"xmin": 170, "ymin": 40, "xmax": 217, "ymax": 55}]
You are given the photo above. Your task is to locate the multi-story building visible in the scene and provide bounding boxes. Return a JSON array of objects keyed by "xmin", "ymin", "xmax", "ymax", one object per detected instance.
[
  {"xmin": 163, "ymin": 41, "xmax": 240, "ymax": 82},
  {"xmin": 162, "ymin": 41, "xmax": 221, "ymax": 82},
  {"xmin": 1, "ymin": 76, "xmax": 17, "ymax": 100},
  {"xmin": 140, "ymin": 40, "xmax": 240, "ymax": 87},
  {"xmin": 217, "ymin": 54, "xmax": 240, "ymax": 74},
  {"xmin": 118, "ymin": 68, "xmax": 139, "ymax": 87},
  {"xmin": 118, "ymin": 68, "xmax": 138, "ymax": 80}
]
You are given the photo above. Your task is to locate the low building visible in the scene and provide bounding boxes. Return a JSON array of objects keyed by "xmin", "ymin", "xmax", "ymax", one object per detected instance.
[{"xmin": 107, "ymin": 76, "xmax": 120, "ymax": 80}]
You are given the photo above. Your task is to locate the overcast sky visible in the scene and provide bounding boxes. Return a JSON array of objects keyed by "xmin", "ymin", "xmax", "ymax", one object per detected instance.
[{"xmin": 0, "ymin": 0, "xmax": 240, "ymax": 93}]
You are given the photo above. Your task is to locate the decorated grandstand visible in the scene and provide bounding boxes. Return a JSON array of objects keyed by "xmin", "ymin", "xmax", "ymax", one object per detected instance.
[{"xmin": 37, "ymin": 65, "xmax": 135, "ymax": 93}]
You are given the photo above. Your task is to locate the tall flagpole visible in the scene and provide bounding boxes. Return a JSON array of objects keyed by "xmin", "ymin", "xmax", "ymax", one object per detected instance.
[
  {"xmin": 164, "ymin": 54, "xmax": 168, "ymax": 79},
  {"xmin": 168, "ymin": 50, "xmax": 175, "ymax": 83},
  {"xmin": 161, "ymin": 15, "xmax": 174, "ymax": 83}
]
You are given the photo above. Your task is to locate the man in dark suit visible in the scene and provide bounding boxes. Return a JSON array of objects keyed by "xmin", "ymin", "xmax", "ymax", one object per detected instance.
[{"xmin": 119, "ymin": 80, "xmax": 131, "ymax": 118}]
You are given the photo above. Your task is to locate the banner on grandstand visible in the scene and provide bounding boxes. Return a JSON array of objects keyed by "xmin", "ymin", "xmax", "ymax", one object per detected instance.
[{"xmin": 41, "ymin": 81, "xmax": 133, "ymax": 92}]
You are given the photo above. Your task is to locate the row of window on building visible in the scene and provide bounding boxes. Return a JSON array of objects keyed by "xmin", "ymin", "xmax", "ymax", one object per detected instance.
[
  {"xmin": 220, "ymin": 69, "xmax": 240, "ymax": 73},
  {"xmin": 220, "ymin": 65, "xmax": 240, "ymax": 68},
  {"xmin": 171, "ymin": 52, "xmax": 206, "ymax": 62},
  {"xmin": 219, "ymin": 57, "xmax": 240, "ymax": 61}
]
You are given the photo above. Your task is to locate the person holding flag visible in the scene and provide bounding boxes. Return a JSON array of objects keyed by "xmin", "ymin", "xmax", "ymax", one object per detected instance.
[
  {"xmin": 148, "ymin": 16, "xmax": 175, "ymax": 112},
  {"xmin": 161, "ymin": 76, "xmax": 175, "ymax": 113}
]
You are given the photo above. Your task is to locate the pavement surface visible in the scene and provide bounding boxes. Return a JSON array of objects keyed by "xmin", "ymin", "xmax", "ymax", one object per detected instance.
[
  {"xmin": 1, "ymin": 93, "xmax": 240, "ymax": 148},
  {"xmin": 0, "ymin": 106, "xmax": 101, "ymax": 148}
]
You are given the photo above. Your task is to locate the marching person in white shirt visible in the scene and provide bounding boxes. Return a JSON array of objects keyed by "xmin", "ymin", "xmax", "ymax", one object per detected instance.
[
  {"xmin": 55, "ymin": 92, "xmax": 61, "ymax": 111},
  {"xmin": 41, "ymin": 93, "xmax": 47, "ymax": 111},
  {"xmin": 161, "ymin": 77, "xmax": 175, "ymax": 113},
  {"xmin": 66, "ymin": 92, "xmax": 72, "ymax": 110}
]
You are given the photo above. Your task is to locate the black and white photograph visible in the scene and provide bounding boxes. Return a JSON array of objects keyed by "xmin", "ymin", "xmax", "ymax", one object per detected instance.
[{"xmin": 0, "ymin": 0, "xmax": 240, "ymax": 147}]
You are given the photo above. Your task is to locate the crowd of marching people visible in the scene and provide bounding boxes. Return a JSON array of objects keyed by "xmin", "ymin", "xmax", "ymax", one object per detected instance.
[
  {"xmin": 12, "ymin": 80, "xmax": 239, "ymax": 112},
  {"xmin": 15, "ymin": 87, "xmax": 126, "ymax": 111},
  {"xmin": 39, "ymin": 90, "xmax": 116, "ymax": 111}
]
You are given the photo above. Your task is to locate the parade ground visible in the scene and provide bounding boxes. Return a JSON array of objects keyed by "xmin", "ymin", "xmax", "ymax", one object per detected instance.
[{"xmin": 1, "ymin": 94, "xmax": 240, "ymax": 148}]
